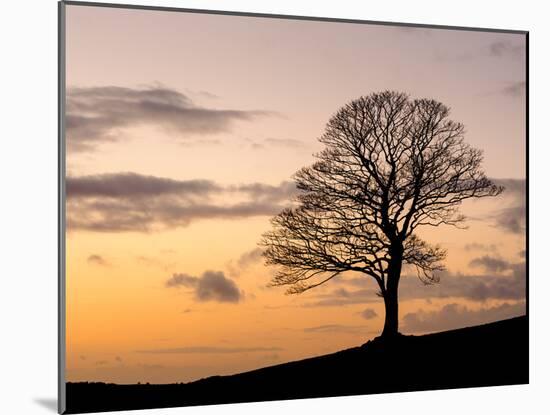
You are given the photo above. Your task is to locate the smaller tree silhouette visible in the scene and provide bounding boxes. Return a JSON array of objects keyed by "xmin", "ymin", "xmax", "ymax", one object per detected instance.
[{"xmin": 261, "ymin": 91, "xmax": 502, "ymax": 338}]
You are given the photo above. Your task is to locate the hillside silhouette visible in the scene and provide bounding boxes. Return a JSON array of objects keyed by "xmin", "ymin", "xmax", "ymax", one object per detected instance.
[{"xmin": 65, "ymin": 316, "xmax": 528, "ymax": 414}]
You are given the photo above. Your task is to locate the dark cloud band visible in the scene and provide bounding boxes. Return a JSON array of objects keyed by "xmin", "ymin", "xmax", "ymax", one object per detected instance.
[
  {"xmin": 66, "ymin": 85, "xmax": 272, "ymax": 152},
  {"xmin": 66, "ymin": 172, "xmax": 296, "ymax": 232},
  {"xmin": 402, "ymin": 302, "xmax": 526, "ymax": 333},
  {"xmin": 303, "ymin": 259, "xmax": 526, "ymax": 306}
]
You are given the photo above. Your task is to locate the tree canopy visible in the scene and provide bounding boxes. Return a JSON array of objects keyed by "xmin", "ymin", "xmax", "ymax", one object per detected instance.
[{"xmin": 261, "ymin": 91, "xmax": 502, "ymax": 316}]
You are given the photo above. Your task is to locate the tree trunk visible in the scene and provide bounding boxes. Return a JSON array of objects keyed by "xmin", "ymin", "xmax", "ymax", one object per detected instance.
[
  {"xmin": 381, "ymin": 243, "xmax": 403, "ymax": 338},
  {"xmin": 381, "ymin": 283, "xmax": 399, "ymax": 337}
]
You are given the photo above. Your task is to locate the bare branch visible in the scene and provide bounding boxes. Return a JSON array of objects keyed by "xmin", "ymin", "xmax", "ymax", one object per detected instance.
[{"xmin": 261, "ymin": 91, "xmax": 502, "ymax": 300}]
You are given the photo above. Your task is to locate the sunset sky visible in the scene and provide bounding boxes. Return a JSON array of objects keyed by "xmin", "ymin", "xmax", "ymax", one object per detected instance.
[{"xmin": 64, "ymin": 4, "xmax": 526, "ymax": 384}]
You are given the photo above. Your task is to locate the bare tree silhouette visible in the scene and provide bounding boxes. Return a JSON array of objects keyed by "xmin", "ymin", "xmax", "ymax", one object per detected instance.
[{"xmin": 261, "ymin": 91, "xmax": 503, "ymax": 338}]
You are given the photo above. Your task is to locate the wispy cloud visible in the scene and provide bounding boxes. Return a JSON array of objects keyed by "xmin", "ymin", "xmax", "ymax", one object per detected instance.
[
  {"xmin": 136, "ymin": 346, "xmax": 283, "ymax": 354},
  {"xmin": 227, "ymin": 247, "xmax": 265, "ymax": 278},
  {"xmin": 244, "ymin": 137, "xmax": 308, "ymax": 151},
  {"xmin": 501, "ymin": 81, "xmax": 526, "ymax": 97},
  {"xmin": 66, "ymin": 85, "xmax": 273, "ymax": 152},
  {"xmin": 302, "ymin": 288, "xmax": 375, "ymax": 308},
  {"xmin": 257, "ymin": 138, "xmax": 307, "ymax": 150},
  {"xmin": 87, "ymin": 254, "xmax": 110, "ymax": 266},
  {"xmin": 463, "ymin": 243, "xmax": 497, "ymax": 253},
  {"xmin": 492, "ymin": 179, "xmax": 526, "ymax": 234},
  {"xmin": 435, "ymin": 39, "xmax": 525, "ymax": 63},
  {"xmin": 469, "ymin": 255, "xmax": 511, "ymax": 273},
  {"xmin": 488, "ymin": 40, "xmax": 525, "ymax": 59},
  {"xmin": 303, "ymin": 324, "xmax": 369, "ymax": 334}
]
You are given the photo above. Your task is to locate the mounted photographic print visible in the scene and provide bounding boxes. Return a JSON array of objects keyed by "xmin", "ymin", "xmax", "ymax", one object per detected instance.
[{"xmin": 58, "ymin": 1, "xmax": 528, "ymax": 413}]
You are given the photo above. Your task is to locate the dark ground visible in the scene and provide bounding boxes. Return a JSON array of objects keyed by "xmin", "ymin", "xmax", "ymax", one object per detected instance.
[{"xmin": 65, "ymin": 315, "xmax": 528, "ymax": 414}]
